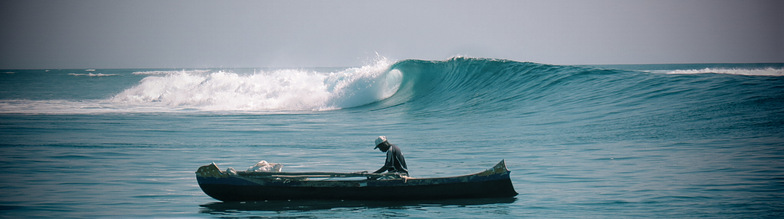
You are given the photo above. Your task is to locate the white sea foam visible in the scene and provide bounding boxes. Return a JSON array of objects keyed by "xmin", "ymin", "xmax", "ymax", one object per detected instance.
[
  {"xmin": 68, "ymin": 73, "xmax": 118, "ymax": 77},
  {"xmin": 0, "ymin": 99, "xmax": 120, "ymax": 114},
  {"xmin": 110, "ymin": 58, "xmax": 399, "ymax": 112},
  {"xmin": 660, "ymin": 67, "xmax": 784, "ymax": 76}
]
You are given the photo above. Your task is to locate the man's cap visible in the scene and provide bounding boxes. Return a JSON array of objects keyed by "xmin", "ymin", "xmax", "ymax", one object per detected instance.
[{"xmin": 374, "ymin": 136, "xmax": 387, "ymax": 149}]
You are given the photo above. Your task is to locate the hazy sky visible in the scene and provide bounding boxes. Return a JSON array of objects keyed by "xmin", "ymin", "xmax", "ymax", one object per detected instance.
[{"xmin": 1, "ymin": 0, "xmax": 782, "ymax": 68}]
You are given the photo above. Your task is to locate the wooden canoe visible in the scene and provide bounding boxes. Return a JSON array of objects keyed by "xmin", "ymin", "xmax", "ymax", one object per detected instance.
[{"xmin": 196, "ymin": 160, "xmax": 517, "ymax": 201}]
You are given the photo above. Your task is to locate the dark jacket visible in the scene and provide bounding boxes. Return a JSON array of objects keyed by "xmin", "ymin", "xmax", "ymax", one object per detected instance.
[{"xmin": 374, "ymin": 144, "xmax": 408, "ymax": 174}]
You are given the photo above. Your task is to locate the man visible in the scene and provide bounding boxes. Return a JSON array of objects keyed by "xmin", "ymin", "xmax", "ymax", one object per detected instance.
[{"xmin": 372, "ymin": 136, "xmax": 408, "ymax": 175}]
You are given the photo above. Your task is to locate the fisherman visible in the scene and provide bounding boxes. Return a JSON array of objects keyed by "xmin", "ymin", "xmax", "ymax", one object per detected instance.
[{"xmin": 372, "ymin": 136, "xmax": 408, "ymax": 176}]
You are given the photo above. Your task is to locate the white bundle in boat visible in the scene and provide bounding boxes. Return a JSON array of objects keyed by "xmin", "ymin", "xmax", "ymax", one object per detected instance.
[
  {"xmin": 226, "ymin": 167, "xmax": 238, "ymax": 176},
  {"xmin": 247, "ymin": 160, "xmax": 283, "ymax": 172}
]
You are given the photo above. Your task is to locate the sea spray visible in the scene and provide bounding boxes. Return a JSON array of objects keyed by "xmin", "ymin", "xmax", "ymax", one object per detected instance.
[
  {"xmin": 323, "ymin": 58, "xmax": 401, "ymax": 109},
  {"xmin": 110, "ymin": 58, "xmax": 400, "ymax": 112}
]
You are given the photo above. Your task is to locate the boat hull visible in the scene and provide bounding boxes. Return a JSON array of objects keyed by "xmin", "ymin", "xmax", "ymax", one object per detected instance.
[{"xmin": 196, "ymin": 160, "xmax": 517, "ymax": 201}]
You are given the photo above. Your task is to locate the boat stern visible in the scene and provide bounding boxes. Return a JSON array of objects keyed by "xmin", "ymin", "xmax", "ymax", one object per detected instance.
[{"xmin": 476, "ymin": 160, "xmax": 517, "ymax": 197}]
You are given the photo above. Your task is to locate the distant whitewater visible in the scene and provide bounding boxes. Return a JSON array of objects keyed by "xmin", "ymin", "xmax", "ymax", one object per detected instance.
[{"xmin": 661, "ymin": 67, "xmax": 784, "ymax": 76}]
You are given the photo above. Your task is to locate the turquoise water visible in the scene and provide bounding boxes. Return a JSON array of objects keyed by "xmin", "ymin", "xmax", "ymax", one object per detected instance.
[{"xmin": 1, "ymin": 58, "xmax": 783, "ymax": 217}]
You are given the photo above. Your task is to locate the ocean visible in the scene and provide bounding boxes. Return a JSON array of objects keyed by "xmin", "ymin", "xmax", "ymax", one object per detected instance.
[{"xmin": 1, "ymin": 58, "xmax": 783, "ymax": 217}]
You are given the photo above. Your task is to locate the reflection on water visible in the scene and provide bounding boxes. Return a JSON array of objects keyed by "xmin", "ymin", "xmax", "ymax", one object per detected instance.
[{"xmin": 200, "ymin": 198, "xmax": 517, "ymax": 214}]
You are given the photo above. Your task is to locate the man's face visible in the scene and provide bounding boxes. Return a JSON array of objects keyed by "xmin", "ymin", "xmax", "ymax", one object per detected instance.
[{"xmin": 377, "ymin": 143, "xmax": 389, "ymax": 152}]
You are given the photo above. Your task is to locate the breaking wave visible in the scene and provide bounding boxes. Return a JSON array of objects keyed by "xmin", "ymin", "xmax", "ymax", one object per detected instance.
[{"xmin": 110, "ymin": 58, "xmax": 400, "ymax": 112}]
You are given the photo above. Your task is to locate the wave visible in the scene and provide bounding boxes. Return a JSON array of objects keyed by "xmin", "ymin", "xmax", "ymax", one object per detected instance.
[
  {"xmin": 1, "ymin": 57, "xmax": 781, "ymax": 115},
  {"xmin": 373, "ymin": 57, "xmax": 625, "ymax": 113}
]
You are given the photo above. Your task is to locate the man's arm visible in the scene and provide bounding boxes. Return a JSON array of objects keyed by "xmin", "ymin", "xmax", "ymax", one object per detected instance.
[{"xmin": 373, "ymin": 151, "xmax": 394, "ymax": 173}]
